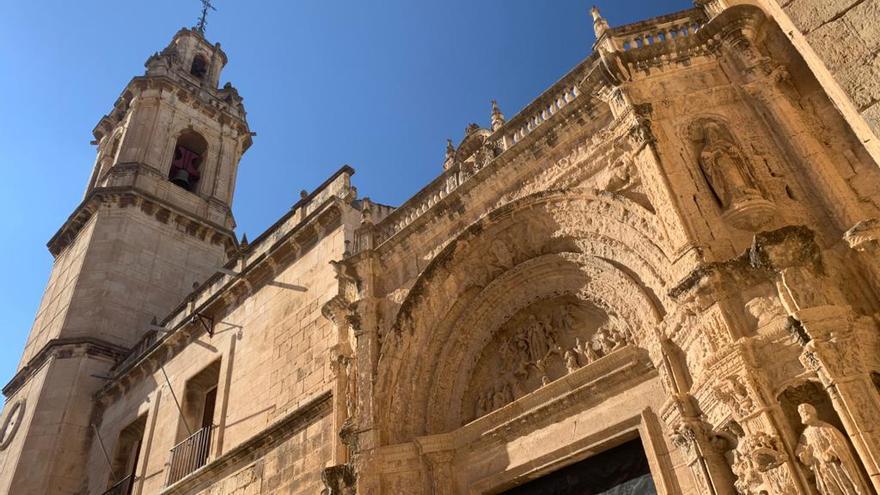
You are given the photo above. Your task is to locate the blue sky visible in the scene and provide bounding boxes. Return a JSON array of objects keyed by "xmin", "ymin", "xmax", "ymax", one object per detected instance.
[{"xmin": 0, "ymin": 0, "xmax": 691, "ymax": 394}]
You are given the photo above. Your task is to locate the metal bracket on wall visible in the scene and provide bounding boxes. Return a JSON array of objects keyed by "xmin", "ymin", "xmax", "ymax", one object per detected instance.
[{"xmin": 191, "ymin": 312, "xmax": 215, "ymax": 337}]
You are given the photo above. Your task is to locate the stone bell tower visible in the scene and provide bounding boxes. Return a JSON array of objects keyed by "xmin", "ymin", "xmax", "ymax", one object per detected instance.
[{"xmin": 0, "ymin": 27, "xmax": 251, "ymax": 495}]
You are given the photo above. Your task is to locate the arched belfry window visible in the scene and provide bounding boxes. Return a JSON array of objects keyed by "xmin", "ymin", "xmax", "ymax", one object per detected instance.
[
  {"xmin": 169, "ymin": 131, "xmax": 207, "ymax": 193},
  {"xmin": 190, "ymin": 55, "xmax": 208, "ymax": 79}
]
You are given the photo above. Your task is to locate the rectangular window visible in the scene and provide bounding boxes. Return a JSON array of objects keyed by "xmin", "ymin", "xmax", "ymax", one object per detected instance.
[
  {"xmin": 166, "ymin": 360, "xmax": 220, "ymax": 486},
  {"xmin": 105, "ymin": 415, "xmax": 147, "ymax": 495}
]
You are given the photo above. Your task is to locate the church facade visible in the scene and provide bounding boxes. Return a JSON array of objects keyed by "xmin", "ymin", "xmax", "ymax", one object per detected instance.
[{"xmin": 2, "ymin": 1, "xmax": 880, "ymax": 494}]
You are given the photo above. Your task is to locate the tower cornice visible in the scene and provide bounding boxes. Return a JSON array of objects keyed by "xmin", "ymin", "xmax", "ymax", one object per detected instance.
[
  {"xmin": 92, "ymin": 75, "xmax": 251, "ymax": 151},
  {"xmin": 47, "ymin": 186, "xmax": 239, "ymax": 258}
]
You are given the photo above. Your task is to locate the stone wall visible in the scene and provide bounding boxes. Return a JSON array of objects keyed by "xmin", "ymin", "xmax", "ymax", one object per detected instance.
[
  {"xmin": 86, "ymin": 198, "xmax": 357, "ymax": 494},
  {"xmin": 767, "ymin": 0, "xmax": 880, "ymax": 135}
]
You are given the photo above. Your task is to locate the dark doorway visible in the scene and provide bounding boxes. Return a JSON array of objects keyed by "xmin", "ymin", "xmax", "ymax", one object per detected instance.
[{"xmin": 501, "ymin": 438, "xmax": 657, "ymax": 495}]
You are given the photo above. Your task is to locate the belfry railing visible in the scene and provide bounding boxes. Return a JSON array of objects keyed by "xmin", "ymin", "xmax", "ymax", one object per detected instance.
[{"xmin": 165, "ymin": 425, "xmax": 213, "ymax": 486}]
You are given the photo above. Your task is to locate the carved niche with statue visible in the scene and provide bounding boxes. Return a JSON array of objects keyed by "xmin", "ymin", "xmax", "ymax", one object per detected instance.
[
  {"xmin": 688, "ymin": 117, "xmax": 777, "ymax": 231},
  {"xmin": 462, "ymin": 297, "xmax": 633, "ymax": 423}
]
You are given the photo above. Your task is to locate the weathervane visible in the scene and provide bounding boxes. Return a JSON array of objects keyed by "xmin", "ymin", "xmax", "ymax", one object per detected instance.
[{"xmin": 195, "ymin": 0, "xmax": 217, "ymax": 34}]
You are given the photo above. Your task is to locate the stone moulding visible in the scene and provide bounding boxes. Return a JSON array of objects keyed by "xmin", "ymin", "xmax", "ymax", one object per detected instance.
[
  {"xmin": 46, "ymin": 186, "xmax": 239, "ymax": 258},
  {"xmin": 161, "ymin": 390, "xmax": 332, "ymax": 495},
  {"xmin": 359, "ymin": 5, "xmax": 769, "ymax": 260},
  {"xmin": 460, "ymin": 346, "xmax": 655, "ymax": 445},
  {"xmin": 2, "ymin": 337, "xmax": 128, "ymax": 398}
]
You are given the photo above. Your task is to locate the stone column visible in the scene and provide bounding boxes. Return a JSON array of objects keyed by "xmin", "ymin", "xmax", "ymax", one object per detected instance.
[
  {"xmin": 796, "ymin": 308, "xmax": 880, "ymax": 491},
  {"xmin": 753, "ymin": 226, "xmax": 880, "ymax": 492},
  {"xmin": 666, "ymin": 265, "xmax": 813, "ymax": 494},
  {"xmin": 710, "ymin": 344, "xmax": 811, "ymax": 494},
  {"xmin": 660, "ymin": 393, "xmax": 737, "ymax": 495},
  {"xmin": 422, "ymin": 451, "xmax": 455, "ymax": 495},
  {"xmin": 653, "ymin": 327, "xmax": 737, "ymax": 495}
]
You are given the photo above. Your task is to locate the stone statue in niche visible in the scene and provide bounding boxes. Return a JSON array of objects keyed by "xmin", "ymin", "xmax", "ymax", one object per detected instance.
[
  {"xmin": 695, "ymin": 120, "xmax": 761, "ymax": 208},
  {"xmin": 689, "ymin": 118, "xmax": 776, "ymax": 231},
  {"xmin": 796, "ymin": 404, "xmax": 870, "ymax": 495}
]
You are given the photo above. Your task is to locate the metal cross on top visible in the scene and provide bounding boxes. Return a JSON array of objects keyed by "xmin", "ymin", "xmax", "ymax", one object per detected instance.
[{"xmin": 195, "ymin": 0, "xmax": 217, "ymax": 34}]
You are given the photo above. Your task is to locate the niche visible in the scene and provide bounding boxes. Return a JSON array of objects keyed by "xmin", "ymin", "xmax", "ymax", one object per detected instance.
[
  {"xmin": 168, "ymin": 131, "xmax": 207, "ymax": 193},
  {"xmin": 190, "ymin": 55, "xmax": 208, "ymax": 79}
]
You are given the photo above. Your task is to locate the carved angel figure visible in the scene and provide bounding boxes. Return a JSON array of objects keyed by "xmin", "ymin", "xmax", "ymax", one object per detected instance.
[
  {"xmin": 795, "ymin": 404, "xmax": 870, "ymax": 495},
  {"xmin": 696, "ymin": 121, "xmax": 762, "ymax": 209}
]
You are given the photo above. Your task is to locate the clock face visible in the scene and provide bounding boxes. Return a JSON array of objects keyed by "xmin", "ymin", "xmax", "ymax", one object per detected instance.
[{"xmin": 0, "ymin": 400, "xmax": 25, "ymax": 450}]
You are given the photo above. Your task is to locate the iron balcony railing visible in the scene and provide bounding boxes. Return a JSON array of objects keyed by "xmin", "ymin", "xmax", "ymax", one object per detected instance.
[
  {"xmin": 165, "ymin": 425, "xmax": 212, "ymax": 486},
  {"xmin": 100, "ymin": 474, "xmax": 133, "ymax": 495}
]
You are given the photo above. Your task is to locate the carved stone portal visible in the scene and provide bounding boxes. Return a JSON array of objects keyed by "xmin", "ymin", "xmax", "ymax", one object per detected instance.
[{"xmin": 462, "ymin": 296, "xmax": 632, "ymax": 423}]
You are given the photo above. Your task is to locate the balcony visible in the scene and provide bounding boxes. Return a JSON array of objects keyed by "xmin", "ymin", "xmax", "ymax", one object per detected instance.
[{"xmin": 165, "ymin": 425, "xmax": 213, "ymax": 486}]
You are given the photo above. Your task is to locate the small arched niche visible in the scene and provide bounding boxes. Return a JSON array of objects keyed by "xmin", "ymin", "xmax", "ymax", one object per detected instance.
[
  {"xmin": 168, "ymin": 130, "xmax": 207, "ymax": 193},
  {"xmin": 190, "ymin": 54, "xmax": 208, "ymax": 79}
]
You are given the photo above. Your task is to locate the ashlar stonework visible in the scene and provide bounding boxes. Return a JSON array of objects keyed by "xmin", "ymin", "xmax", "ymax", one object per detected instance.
[{"xmin": 2, "ymin": 2, "xmax": 880, "ymax": 494}]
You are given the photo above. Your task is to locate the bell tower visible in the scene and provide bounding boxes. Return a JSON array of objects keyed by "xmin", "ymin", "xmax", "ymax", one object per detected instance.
[{"xmin": 0, "ymin": 27, "xmax": 251, "ymax": 495}]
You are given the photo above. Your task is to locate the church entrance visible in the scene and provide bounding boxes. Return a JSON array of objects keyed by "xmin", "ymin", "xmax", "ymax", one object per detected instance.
[{"xmin": 501, "ymin": 439, "xmax": 657, "ymax": 495}]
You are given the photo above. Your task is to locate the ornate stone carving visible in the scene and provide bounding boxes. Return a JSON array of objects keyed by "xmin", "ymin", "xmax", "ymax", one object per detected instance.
[
  {"xmin": 731, "ymin": 432, "xmax": 791, "ymax": 495},
  {"xmin": 714, "ymin": 376, "xmax": 756, "ymax": 420},
  {"xmin": 796, "ymin": 404, "xmax": 871, "ymax": 495},
  {"xmin": 844, "ymin": 219, "xmax": 880, "ymax": 253},
  {"xmin": 688, "ymin": 118, "xmax": 775, "ymax": 231},
  {"xmin": 745, "ymin": 296, "xmax": 786, "ymax": 331},
  {"xmin": 465, "ymin": 300, "xmax": 632, "ymax": 421},
  {"xmin": 600, "ymin": 156, "xmax": 640, "ymax": 193},
  {"xmin": 321, "ymin": 464, "xmax": 356, "ymax": 495}
]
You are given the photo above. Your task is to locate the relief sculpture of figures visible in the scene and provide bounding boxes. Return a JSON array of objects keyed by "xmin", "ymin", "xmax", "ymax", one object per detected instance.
[{"xmin": 796, "ymin": 404, "xmax": 870, "ymax": 495}]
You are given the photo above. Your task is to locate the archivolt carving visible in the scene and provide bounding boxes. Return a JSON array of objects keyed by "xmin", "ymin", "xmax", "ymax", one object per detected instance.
[{"xmin": 375, "ymin": 189, "xmax": 676, "ymax": 444}]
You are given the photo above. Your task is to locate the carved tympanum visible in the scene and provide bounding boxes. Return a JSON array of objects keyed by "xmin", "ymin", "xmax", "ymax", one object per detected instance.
[
  {"xmin": 796, "ymin": 404, "xmax": 870, "ymax": 495},
  {"xmin": 464, "ymin": 297, "xmax": 632, "ymax": 423}
]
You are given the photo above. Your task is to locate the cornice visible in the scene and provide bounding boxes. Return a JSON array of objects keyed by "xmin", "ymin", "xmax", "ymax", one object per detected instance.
[
  {"xmin": 46, "ymin": 185, "xmax": 238, "ymax": 258},
  {"xmin": 2, "ymin": 337, "xmax": 128, "ymax": 398}
]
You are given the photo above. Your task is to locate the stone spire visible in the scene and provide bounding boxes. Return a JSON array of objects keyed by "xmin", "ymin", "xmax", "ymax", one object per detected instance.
[
  {"xmin": 591, "ymin": 6, "xmax": 610, "ymax": 38},
  {"xmin": 491, "ymin": 100, "xmax": 506, "ymax": 131}
]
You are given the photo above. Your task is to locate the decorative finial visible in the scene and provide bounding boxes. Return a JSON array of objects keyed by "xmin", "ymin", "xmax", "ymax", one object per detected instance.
[
  {"xmin": 444, "ymin": 139, "xmax": 456, "ymax": 170},
  {"xmin": 240, "ymin": 233, "xmax": 249, "ymax": 250},
  {"xmin": 490, "ymin": 100, "xmax": 506, "ymax": 131},
  {"xmin": 196, "ymin": 0, "xmax": 217, "ymax": 34},
  {"xmin": 591, "ymin": 5, "xmax": 609, "ymax": 38}
]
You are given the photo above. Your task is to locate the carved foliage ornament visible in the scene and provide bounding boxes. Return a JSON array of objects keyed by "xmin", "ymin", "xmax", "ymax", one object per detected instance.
[{"xmin": 731, "ymin": 431, "xmax": 792, "ymax": 495}]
